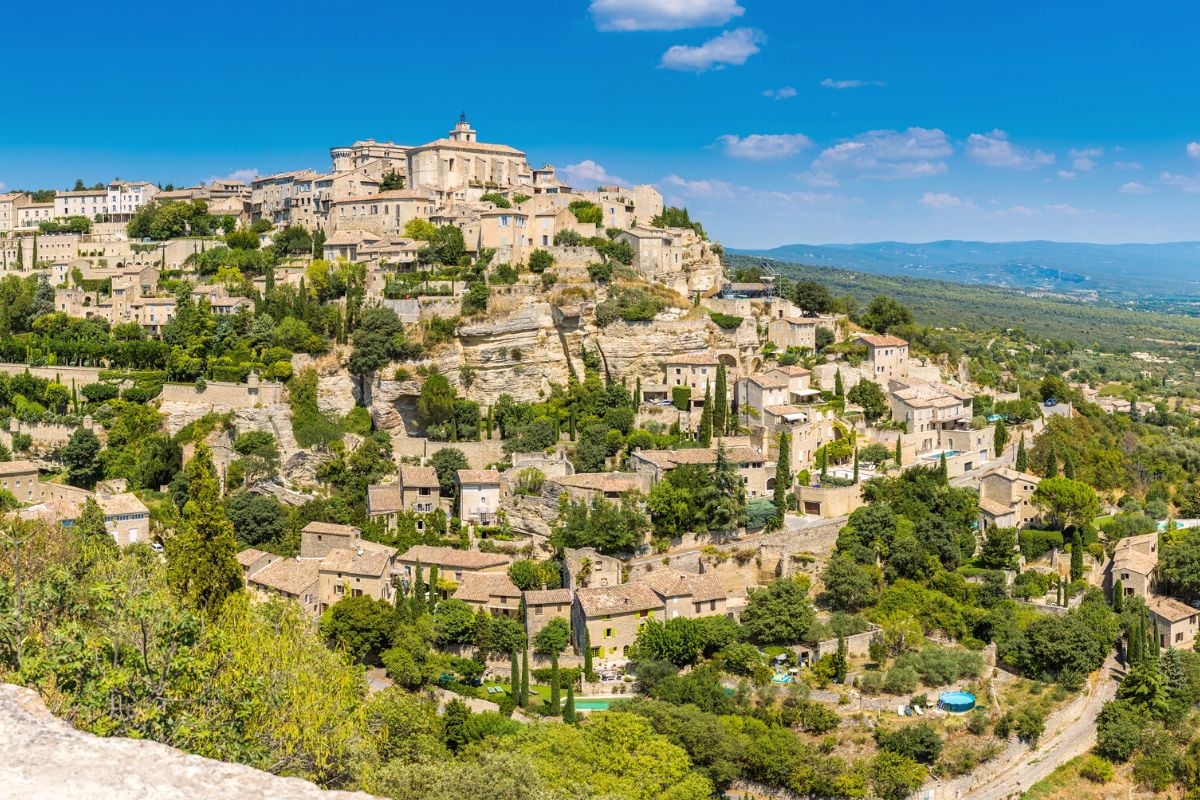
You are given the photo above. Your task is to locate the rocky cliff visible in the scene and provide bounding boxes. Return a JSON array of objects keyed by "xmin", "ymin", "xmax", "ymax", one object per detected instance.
[{"xmin": 0, "ymin": 683, "xmax": 379, "ymax": 800}]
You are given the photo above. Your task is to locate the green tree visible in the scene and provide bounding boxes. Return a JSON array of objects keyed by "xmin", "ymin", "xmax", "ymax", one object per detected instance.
[
  {"xmin": 698, "ymin": 385, "xmax": 713, "ymax": 447},
  {"xmin": 994, "ymin": 419, "xmax": 1008, "ymax": 457},
  {"xmin": 416, "ymin": 374, "xmax": 458, "ymax": 433},
  {"xmin": 713, "ymin": 364, "xmax": 728, "ymax": 434},
  {"xmin": 1015, "ymin": 435, "xmax": 1028, "ymax": 472},
  {"xmin": 62, "ymin": 426, "xmax": 103, "ymax": 488},
  {"xmin": 861, "ymin": 296, "xmax": 913, "ymax": 334},
  {"xmin": 847, "ymin": 379, "xmax": 888, "ymax": 423},
  {"xmin": 834, "ymin": 368, "xmax": 844, "ymax": 397},
  {"xmin": 821, "ymin": 553, "xmax": 877, "ymax": 612},
  {"xmin": 794, "ymin": 280, "xmax": 833, "ymax": 314},
  {"xmin": 166, "ymin": 444, "xmax": 243, "ymax": 614},
  {"xmin": 318, "ymin": 595, "xmax": 400, "ymax": 662},
  {"xmin": 1070, "ymin": 531, "xmax": 1085, "ymax": 581},
  {"xmin": 1033, "ymin": 477, "xmax": 1100, "ymax": 530},
  {"xmin": 562, "ymin": 681, "xmax": 577, "ymax": 724},
  {"xmin": 74, "ymin": 496, "xmax": 115, "ymax": 553},
  {"xmin": 429, "ymin": 448, "xmax": 470, "ymax": 500},
  {"xmin": 224, "ymin": 492, "xmax": 288, "ymax": 548},
  {"xmin": 740, "ymin": 577, "xmax": 816, "ymax": 645},
  {"xmin": 772, "ymin": 431, "xmax": 791, "ymax": 529},
  {"xmin": 535, "ymin": 617, "xmax": 570, "ymax": 710}
]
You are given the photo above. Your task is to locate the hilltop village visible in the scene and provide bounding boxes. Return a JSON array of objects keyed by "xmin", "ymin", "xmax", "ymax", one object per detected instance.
[{"xmin": 4, "ymin": 117, "xmax": 1200, "ymax": 800}]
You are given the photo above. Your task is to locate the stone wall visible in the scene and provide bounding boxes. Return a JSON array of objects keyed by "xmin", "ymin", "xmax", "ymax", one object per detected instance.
[
  {"xmin": 0, "ymin": 363, "xmax": 108, "ymax": 385},
  {"xmin": 159, "ymin": 377, "xmax": 283, "ymax": 408},
  {"xmin": 0, "ymin": 683, "xmax": 379, "ymax": 800}
]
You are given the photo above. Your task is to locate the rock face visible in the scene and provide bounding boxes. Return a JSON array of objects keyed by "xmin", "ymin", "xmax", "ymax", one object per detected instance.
[{"xmin": 0, "ymin": 683, "xmax": 379, "ymax": 800}]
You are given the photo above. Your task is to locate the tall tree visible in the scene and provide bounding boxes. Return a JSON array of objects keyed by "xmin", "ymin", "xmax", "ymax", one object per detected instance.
[
  {"xmin": 709, "ymin": 441, "xmax": 745, "ymax": 532},
  {"xmin": 853, "ymin": 448, "xmax": 860, "ymax": 484},
  {"xmin": 834, "ymin": 368, "xmax": 844, "ymax": 398},
  {"xmin": 698, "ymin": 385, "xmax": 713, "ymax": 447},
  {"xmin": 937, "ymin": 452, "xmax": 948, "ymax": 485},
  {"xmin": 1015, "ymin": 435, "xmax": 1028, "ymax": 472},
  {"xmin": 713, "ymin": 364, "xmax": 728, "ymax": 435},
  {"xmin": 62, "ymin": 427, "xmax": 103, "ymax": 488},
  {"xmin": 1070, "ymin": 531, "xmax": 1085, "ymax": 581},
  {"xmin": 520, "ymin": 645, "xmax": 530, "ymax": 706},
  {"xmin": 993, "ymin": 419, "xmax": 1008, "ymax": 457},
  {"xmin": 773, "ymin": 431, "xmax": 791, "ymax": 529},
  {"xmin": 166, "ymin": 444, "xmax": 242, "ymax": 614},
  {"xmin": 562, "ymin": 681, "xmax": 577, "ymax": 724},
  {"xmin": 894, "ymin": 437, "xmax": 902, "ymax": 466},
  {"xmin": 1112, "ymin": 579, "xmax": 1125, "ymax": 612}
]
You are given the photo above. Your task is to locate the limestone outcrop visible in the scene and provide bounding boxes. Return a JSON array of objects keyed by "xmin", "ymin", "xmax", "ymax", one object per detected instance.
[{"xmin": 0, "ymin": 683, "xmax": 379, "ymax": 800}]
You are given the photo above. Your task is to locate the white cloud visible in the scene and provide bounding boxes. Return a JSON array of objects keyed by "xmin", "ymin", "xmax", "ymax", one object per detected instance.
[
  {"xmin": 1044, "ymin": 203, "xmax": 1080, "ymax": 215},
  {"xmin": 1188, "ymin": 142, "xmax": 1200, "ymax": 161},
  {"xmin": 563, "ymin": 160, "xmax": 627, "ymax": 187},
  {"xmin": 919, "ymin": 191, "xmax": 976, "ymax": 210},
  {"xmin": 1161, "ymin": 171, "xmax": 1200, "ymax": 193},
  {"xmin": 820, "ymin": 78, "xmax": 886, "ymax": 89},
  {"xmin": 717, "ymin": 133, "xmax": 812, "ymax": 160},
  {"xmin": 206, "ymin": 168, "xmax": 259, "ymax": 185},
  {"xmin": 762, "ymin": 86, "xmax": 797, "ymax": 100},
  {"xmin": 1057, "ymin": 170, "xmax": 1076, "ymax": 180},
  {"xmin": 1120, "ymin": 181, "xmax": 1152, "ymax": 195},
  {"xmin": 1114, "ymin": 160, "xmax": 1143, "ymax": 171},
  {"xmin": 0, "ymin": 181, "xmax": 6, "ymax": 191},
  {"xmin": 966, "ymin": 130, "xmax": 1055, "ymax": 170},
  {"xmin": 662, "ymin": 175, "xmax": 847, "ymax": 208},
  {"xmin": 808, "ymin": 127, "xmax": 952, "ymax": 183},
  {"xmin": 1069, "ymin": 147, "xmax": 1102, "ymax": 172},
  {"xmin": 660, "ymin": 27, "xmax": 764, "ymax": 72},
  {"xmin": 591, "ymin": 0, "xmax": 743, "ymax": 31}
]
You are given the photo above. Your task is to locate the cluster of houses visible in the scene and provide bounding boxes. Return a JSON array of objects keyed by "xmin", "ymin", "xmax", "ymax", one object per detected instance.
[
  {"xmin": 0, "ymin": 460, "xmax": 151, "ymax": 546},
  {"xmin": 1106, "ymin": 531, "xmax": 1199, "ymax": 650}
]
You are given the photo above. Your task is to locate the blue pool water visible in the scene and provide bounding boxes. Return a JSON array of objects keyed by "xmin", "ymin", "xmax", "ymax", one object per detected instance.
[{"xmin": 939, "ymin": 691, "xmax": 976, "ymax": 712}]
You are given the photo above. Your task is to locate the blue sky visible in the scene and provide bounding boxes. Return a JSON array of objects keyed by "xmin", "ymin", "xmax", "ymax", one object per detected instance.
[{"xmin": 5, "ymin": 0, "xmax": 1200, "ymax": 247}]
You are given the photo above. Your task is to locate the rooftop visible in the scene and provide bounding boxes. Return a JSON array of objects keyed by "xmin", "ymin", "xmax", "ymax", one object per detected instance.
[
  {"xmin": 640, "ymin": 567, "xmax": 725, "ymax": 603},
  {"xmin": 398, "ymin": 545, "xmax": 510, "ymax": 570},
  {"xmin": 320, "ymin": 540, "xmax": 396, "ymax": 577},
  {"xmin": 451, "ymin": 573, "xmax": 521, "ymax": 603},
  {"xmin": 1148, "ymin": 594, "xmax": 1196, "ymax": 622},
  {"xmin": 400, "ymin": 465, "xmax": 440, "ymax": 489},
  {"xmin": 0, "ymin": 460, "xmax": 38, "ymax": 476},
  {"xmin": 301, "ymin": 521, "xmax": 360, "ymax": 537},
  {"xmin": 576, "ymin": 581, "xmax": 663, "ymax": 617},
  {"xmin": 858, "ymin": 334, "xmax": 909, "ymax": 348},
  {"xmin": 248, "ymin": 558, "xmax": 320, "ymax": 596},
  {"xmin": 524, "ymin": 588, "xmax": 573, "ymax": 605},
  {"xmin": 457, "ymin": 469, "xmax": 501, "ymax": 485}
]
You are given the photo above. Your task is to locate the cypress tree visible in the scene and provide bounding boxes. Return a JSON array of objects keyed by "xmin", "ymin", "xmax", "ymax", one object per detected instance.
[
  {"xmin": 1063, "ymin": 450, "xmax": 1076, "ymax": 480},
  {"xmin": 699, "ymin": 385, "xmax": 713, "ymax": 447},
  {"xmin": 938, "ymin": 451, "xmax": 948, "ymax": 485},
  {"xmin": 15, "ymin": 238, "xmax": 22, "ymax": 269},
  {"xmin": 1055, "ymin": 579, "xmax": 1063, "ymax": 607},
  {"xmin": 834, "ymin": 368, "xmax": 844, "ymax": 398},
  {"xmin": 834, "ymin": 635, "xmax": 848, "ymax": 683},
  {"xmin": 773, "ymin": 431, "xmax": 791, "ymax": 529},
  {"xmin": 1148, "ymin": 608, "xmax": 1160, "ymax": 658},
  {"xmin": 713, "ymin": 364, "xmax": 728, "ymax": 435},
  {"xmin": 485, "ymin": 405, "xmax": 493, "ymax": 438},
  {"xmin": 1113, "ymin": 579, "xmax": 1125, "ymax": 612},
  {"xmin": 510, "ymin": 648, "xmax": 519, "ymax": 693},
  {"xmin": 568, "ymin": 410, "xmax": 576, "ymax": 441},
  {"xmin": 31, "ymin": 235, "xmax": 37, "ymax": 267},
  {"xmin": 819, "ymin": 446, "xmax": 828, "ymax": 479},
  {"xmin": 412, "ymin": 561, "xmax": 425, "ymax": 616},
  {"xmin": 563, "ymin": 681, "xmax": 577, "ymax": 724},
  {"xmin": 635, "ymin": 376, "xmax": 642, "ymax": 407},
  {"xmin": 582, "ymin": 627, "xmax": 594, "ymax": 680},
  {"xmin": 1015, "ymin": 435, "xmax": 1028, "ymax": 472},
  {"xmin": 521, "ymin": 646, "xmax": 530, "ymax": 706},
  {"xmin": 428, "ymin": 564, "xmax": 440, "ymax": 611},
  {"xmin": 894, "ymin": 437, "xmax": 902, "ymax": 466},
  {"xmin": 853, "ymin": 448, "xmax": 860, "ymax": 484},
  {"xmin": 993, "ymin": 419, "xmax": 1008, "ymax": 457},
  {"xmin": 165, "ymin": 444, "xmax": 242, "ymax": 615},
  {"xmin": 1069, "ymin": 531, "xmax": 1084, "ymax": 582},
  {"xmin": 1044, "ymin": 448, "xmax": 1058, "ymax": 478},
  {"xmin": 549, "ymin": 649, "xmax": 561, "ymax": 710}
]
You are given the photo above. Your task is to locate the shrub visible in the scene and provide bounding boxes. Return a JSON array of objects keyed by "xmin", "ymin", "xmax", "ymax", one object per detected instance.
[
  {"xmin": 743, "ymin": 498, "xmax": 776, "ymax": 530},
  {"xmin": 708, "ymin": 311, "xmax": 743, "ymax": 330},
  {"xmin": 882, "ymin": 666, "xmax": 919, "ymax": 694},
  {"xmin": 671, "ymin": 386, "xmax": 691, "ymax": 411},
  {"xmin": 528, "ymin": 249, "xmax": 554, "ymax": 273},
  {"xmin": 876, "ymin": 722, "xmax": 943, "ymax": 763},
  {"xmin": 81, "ymin": 382, "xmax": 120, "ymax": 403},
  {"xmin": 587, "ymin": 262, "xmax": 613, "ymax": 283},
  {"xmin": 1077, "ymin": 755, "xmax": 1114, "ymax": 783},
  {"xmin": 1019, "ymin": 529, "xmax": 1064, "ymax": 560}
]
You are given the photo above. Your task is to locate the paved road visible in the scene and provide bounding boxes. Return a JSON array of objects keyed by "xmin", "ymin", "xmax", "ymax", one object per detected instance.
[{"xmin": 948, "ymin": 657, "xmax": 1120, "ymax": 800}]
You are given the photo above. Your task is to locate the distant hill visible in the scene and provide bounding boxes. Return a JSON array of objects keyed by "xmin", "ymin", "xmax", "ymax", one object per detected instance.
[{"xmin": 732, "ymin": 240, "xmax": 1200, "ymax": 298}]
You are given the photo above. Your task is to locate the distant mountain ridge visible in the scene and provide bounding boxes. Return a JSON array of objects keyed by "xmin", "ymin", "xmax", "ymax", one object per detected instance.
[{"xmin": 732, "ymin": 240, "xmax": 1200, "ymax": 298}]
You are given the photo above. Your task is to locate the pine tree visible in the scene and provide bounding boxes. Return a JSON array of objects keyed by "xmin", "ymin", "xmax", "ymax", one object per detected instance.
[
  {"xmin": 1069, "ymin": 531, "xmax": 1084, "ymax": 581},
  {"xmin": 699, "ymin": 385, "xmax": 713, "ymax": 447},
  {"xmin": 563, "ymin": 681, "xmax": 577, "ymax": 723},
  {"xmin": 1113, "ymin": 579, "xmax": 1125, "ymax": 612},
  {"xmin": 834, "ymin": 368, "xmax": 844, "ymax": 398},
  {"xmin": 993, "ymin": 419, "xmax": 1008, "ymax": 458},
  {"xmin": 713, "ymin": 364, "xmax": 728, "ymax": 435},
  {"xmin": 773, "ymin": 431, "xmax": 791, "ymax": 529},
  {"xmin": 166, "ymin": 444, "xmax": 242, "ymax": 614},
  {"xmin": 428, "ymin": 564, "xmax": 440, "ymax": 611},
  {"xmin": 1015, "ymin": 435, "xmax": 1028, "ymax": 472}
]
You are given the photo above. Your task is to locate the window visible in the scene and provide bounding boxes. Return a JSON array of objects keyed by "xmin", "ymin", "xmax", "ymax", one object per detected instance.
[
  {"xmin": 604, "ymin": 627, "xmax": 614, "ymax": 638},
  {"xmin": 334, "ymin": 584, "xmax": 344, "ymax": 595},
  {"xmin": 591, "ymin": 646, "xmax": 601, "ymax": 658},
  {"xmin": 535, "ymin": 606, "xmax": 543, "ymax": 615},
  {"xmin": 638, "ymin": 610, "xmax": 648, "ymax": 618}
]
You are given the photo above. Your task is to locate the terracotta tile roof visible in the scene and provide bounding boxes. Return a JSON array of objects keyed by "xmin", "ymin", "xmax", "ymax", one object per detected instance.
[
  {"xmin": 858, "ymin": 334, "xmax": 908, "ymax": 347},
  {"xmin": 640, "ymin": 567, "xmax": 726, "ymax": 603},
  {"xmin": 401, "ymin": 465, "xmax": 440, "ymax": 489},
  {"xmin": 525, "ymin": 588, "xmax": 573, "ymax": 605},
  {"xmin": 452, "ymin": 572, "xmax": 521, "ymax": 603},
  {"xmin": 236, "ymin": 548, "xmax": 270, "ymax": 567},
  {"xmin": 556, "ymin": 473, "xmax": 639, "ymax": 494},
  {"xmin": 987, "ymin": 467, "xmax": 1041, "ymax": 484},
  {"xmin": 748, "ymin": 374, "xmax": 790, "ymax": 389},
  {"xmin": 249, "ymin": 558, "xmax": 319, "ymax": 596},
  {"xmin": 1148, "ymin": 595, "xmax": 1196, "ymax": 622},
  {"xmin": 634, "ymin": 446, "xmax": 763, "ymax": 469},
  {"xmin": 302, "ymin": 521, "xmax": 360, "ymax": 537},
  {"xmin": 771, "ymin": 365, "xmax": 812, "ymax": 377},
  {"xmin": 409, "ymin": 137, "xmax": 525, "ymax": 156},
  {"xmin": 777, "ymin": 316, "xmax": 818, "ymax": 325},
  {"xmin": 665, "ymin": 351, "xmax": 720, "ymax": 366},
  {"xmin": 398, "ymin": 545, "xmax": 510, "ymax": 570},
  {"xmin": 457, "ymin": 469, "xmax": 501, "ymax": 485},
  {"xmin": 978, "ymin": 498, "xmax": 1015, "ymax": 517},
  {"xmin": 576, "ymin": 582, "xmax": 663, "ymax": 617},
  {"xmin": 0, "ymin": 460, "xmax": 38, "ymax": 476},
  {"xmin": 320, "ymin": 540, "xmax": 396, "ymax": 578},
  {"xmin": 367, "ymin": 483, "xmax": 402, "ymax": 514},
  {"xmin": 1112, "ymin": 550, "xmax": 1157, "ymax": 576},
  {"xmin": 98, "ymin": 493, "xmax": 148, "ymax": 516}
]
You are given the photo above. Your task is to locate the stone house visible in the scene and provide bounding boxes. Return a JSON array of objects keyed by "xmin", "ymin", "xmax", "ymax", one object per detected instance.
[
  {"xmin": 524, "ymin": 588, "xmax": 574, "ymax": 641},
  {"xmin": 245, "ymin": 557, "xmax": 321, "ymax": 617},
  {"xmin": 406, "ymin": 116, "xmax": 532, "ymax": 202},
  {"xmin": 857, "ymin": 335, "xmax": 909, "ymax": 383},
  {"xmin": 0, "ymin": 460, "xmax": 40, "ymax": 503},
  {"xmin": 366, "ymin": 466, "xmax": 443, "ymax": 529},
  {"xmin": 978, "ymin": 468, "xmax": 1041, "ymax": 530},
  {"xmin": 317, "ymin": 539, "xmax": 397, "ymax": 612},
  {"xmin": 572, "ymin": 582, "xmax": 663, "ymax": 664},
  {"xmin": 1108, "ymin": 532, "xmax": 1159, "ymax": 599},
  {"xmin": 629, "ymin": 445, "xmax": 769, "ymax": 498},
  {"xmin": 396, "ymin": 544, "xmax": 510, "ymax": 585},
  {"xmin": 563, "ymin": 546, "xmax": 624, "ymax": 591},
  {"xmin": 768, "ymin": 316, "xmax": 818, "ymax": 351},
  {"xmin": 1148, "ymin": 595, "xmax": 1199, "ymax": 650},
  {"xmin": 551, "ymin": 472, "xmax": 650, "ymax": 504},
  {"xmin": 451, "ymin": 572, "xmax": 522, "ymax": 618},
  {"xmin": 639, "ymin": 567, "xmax": 728, "ymax": 621},
  {"xmin": 456, "ymin": 469, "xmax": 501, "ymax": 525}
]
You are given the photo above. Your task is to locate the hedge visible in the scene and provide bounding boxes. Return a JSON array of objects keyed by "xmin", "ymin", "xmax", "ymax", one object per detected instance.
[
  {"xmin": 708, "ymin": 310, "xmax": 744, "ymax": 330},
  {"xmin": 672, "ymin": 386, "xmax": 691, "ymax": 411}
]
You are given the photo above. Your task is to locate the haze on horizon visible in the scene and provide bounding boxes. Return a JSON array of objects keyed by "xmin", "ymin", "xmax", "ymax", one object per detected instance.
[{"xmin": 3, "ymin": 0, "xmax": 1200, "ymax": 247}]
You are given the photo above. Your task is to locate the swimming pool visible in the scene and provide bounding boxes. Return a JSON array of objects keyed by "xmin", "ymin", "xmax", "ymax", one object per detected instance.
[
  {"xmin": 573, "ymin": 697, "xmax": 620, "ymax": 710},
  {"xmin": 939, "ymin": 691, "xmax": 976, "ymax": 713},
  {"xmin": 922, "ymin": 450, "xmax": 961, "ymax": 460}
]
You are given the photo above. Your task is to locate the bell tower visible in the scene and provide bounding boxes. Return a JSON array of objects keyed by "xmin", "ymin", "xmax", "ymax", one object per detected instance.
[{"xmin": 449, "ymin": 112, "xmax": 477, "ymax": 143}]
